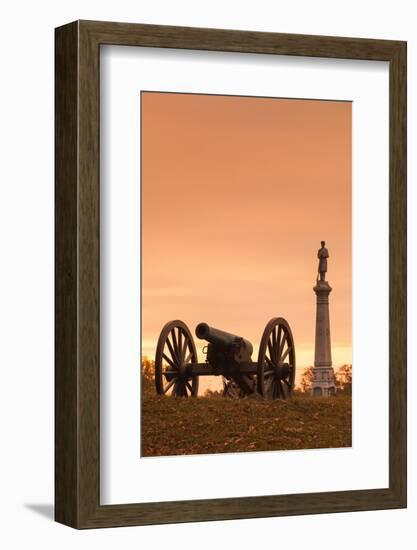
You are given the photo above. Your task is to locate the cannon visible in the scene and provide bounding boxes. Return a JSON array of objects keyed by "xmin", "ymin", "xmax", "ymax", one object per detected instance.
[{"xmin": 154, "ymin": 317, "xmax": 296, "ymax": 400}]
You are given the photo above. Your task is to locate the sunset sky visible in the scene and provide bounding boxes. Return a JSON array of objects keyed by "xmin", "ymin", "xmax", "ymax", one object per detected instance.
[{"xmin": 141, "ymin": 92, "xmax": 352, "ymax": 391}]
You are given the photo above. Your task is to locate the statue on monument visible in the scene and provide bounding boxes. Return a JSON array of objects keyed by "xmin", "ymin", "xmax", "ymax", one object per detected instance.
[
  {"xmin": 317, "ymin": 241, "xmax": 329, "ymax": 281},
  {"xmin": 313, "ymin": 240, "xmax": 336, "ymax": 396}
]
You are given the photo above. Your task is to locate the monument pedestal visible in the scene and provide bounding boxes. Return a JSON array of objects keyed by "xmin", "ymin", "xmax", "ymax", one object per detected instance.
[{"xmin": 312, "ymin": 280, "xmax": 336, "ymax": 396}]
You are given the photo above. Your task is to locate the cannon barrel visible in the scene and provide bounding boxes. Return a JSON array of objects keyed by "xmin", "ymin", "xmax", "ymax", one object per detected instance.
[{"xmin": 195, "ymin": 323, "xmax": 253, "ymax": 357}]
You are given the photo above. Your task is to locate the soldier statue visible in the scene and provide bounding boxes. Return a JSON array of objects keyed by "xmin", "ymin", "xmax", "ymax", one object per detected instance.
[{"xmin": 317, "ymin": 241, "xmax": 329, "ymax": 281}]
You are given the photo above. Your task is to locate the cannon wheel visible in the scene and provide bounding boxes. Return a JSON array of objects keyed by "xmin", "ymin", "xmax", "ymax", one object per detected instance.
[
  {"xmin": 155, "ymin": 320, "xmax": 199, "ymax": 397},
  {"xmin": 257, "ymin": 318, "xmax": 296, "ymax": 399}
]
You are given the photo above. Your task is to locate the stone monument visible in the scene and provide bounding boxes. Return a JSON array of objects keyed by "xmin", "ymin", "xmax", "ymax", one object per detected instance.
[{"xmin": 312, "ymin": 241, "xmax": 336, "ymax": 396}]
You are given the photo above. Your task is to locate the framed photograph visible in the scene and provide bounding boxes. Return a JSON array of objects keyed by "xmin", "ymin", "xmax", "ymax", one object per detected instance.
[{"xmin": 55, "ymin": 20, "xmax": 406, "ymax": 528}]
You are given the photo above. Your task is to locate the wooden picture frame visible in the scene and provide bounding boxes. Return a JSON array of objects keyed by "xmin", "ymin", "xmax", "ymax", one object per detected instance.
[{"xmin": 55, "ymin": 20, "xmax": 407, "ymax": 529}]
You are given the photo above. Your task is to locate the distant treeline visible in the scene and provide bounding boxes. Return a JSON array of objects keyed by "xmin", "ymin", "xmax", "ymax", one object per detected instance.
[
  {"xmin": 141, "ymin": 357, "xmax": 352, "ymax": 396},
  {"xmin": 298, "ymin": 364, "xmax": 352, "ymax": 394}
]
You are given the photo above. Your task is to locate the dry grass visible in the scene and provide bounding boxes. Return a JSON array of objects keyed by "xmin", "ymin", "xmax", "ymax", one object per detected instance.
[{"xmin": 141, "ymin": 389, "xmax": 352, "ymax": 457}]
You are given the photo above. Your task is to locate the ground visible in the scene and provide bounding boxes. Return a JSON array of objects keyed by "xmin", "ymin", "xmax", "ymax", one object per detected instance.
[{"xmin": 141, "ymin": 391, "xmax": 352, "ymax": 457}]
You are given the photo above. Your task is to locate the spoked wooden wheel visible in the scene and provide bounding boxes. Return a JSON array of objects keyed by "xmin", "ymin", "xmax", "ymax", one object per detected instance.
[
  {"xmin": 257, "ymin": 318, "xmax": 296, "ymax": 399},
  {"xmin": 155, "ymin": 320, "xmax": 199, "ymax": 397}
]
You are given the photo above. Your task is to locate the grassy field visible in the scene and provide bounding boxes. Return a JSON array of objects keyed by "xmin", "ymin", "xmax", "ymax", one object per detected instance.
[{"xmin": 141, "ymin": 391, "xmax": 352, "ymax": 457}]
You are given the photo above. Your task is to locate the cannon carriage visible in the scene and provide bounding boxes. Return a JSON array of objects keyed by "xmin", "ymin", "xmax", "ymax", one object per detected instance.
[{"xmin": 154, "ymin": 318, "xmax": 296, "ymax": 400}]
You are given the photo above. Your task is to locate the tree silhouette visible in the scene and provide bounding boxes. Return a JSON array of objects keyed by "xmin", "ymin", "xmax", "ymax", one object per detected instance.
[
  {"xmin": 335, "ymin": 364, "xmax": 352, "ymax": 394},
  {"xmin": 299, "ymin": 366, "xmax": 314, "ymax": 393},
  {"xmin": 142, "ymin": 356, "xmax": 155, "ymax": 397}
]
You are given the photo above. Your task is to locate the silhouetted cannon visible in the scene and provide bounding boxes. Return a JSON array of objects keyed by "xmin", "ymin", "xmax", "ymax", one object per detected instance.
[
  {"xmin": 195, "ymin": 323, "xmax": 254, "ymax": 389},
  {"xmin": 154, "ymin": 318, "xmax": 295, "ymax": 400},
  {"xmin": 196, "ymin": 322, "xmax": 252, "ymax": 365}
]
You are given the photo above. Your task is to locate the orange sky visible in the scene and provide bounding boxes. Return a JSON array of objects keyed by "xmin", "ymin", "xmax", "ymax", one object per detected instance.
[{"xmin": 141, "ymin": 92, "xmax": 352, "ymax": 391}]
